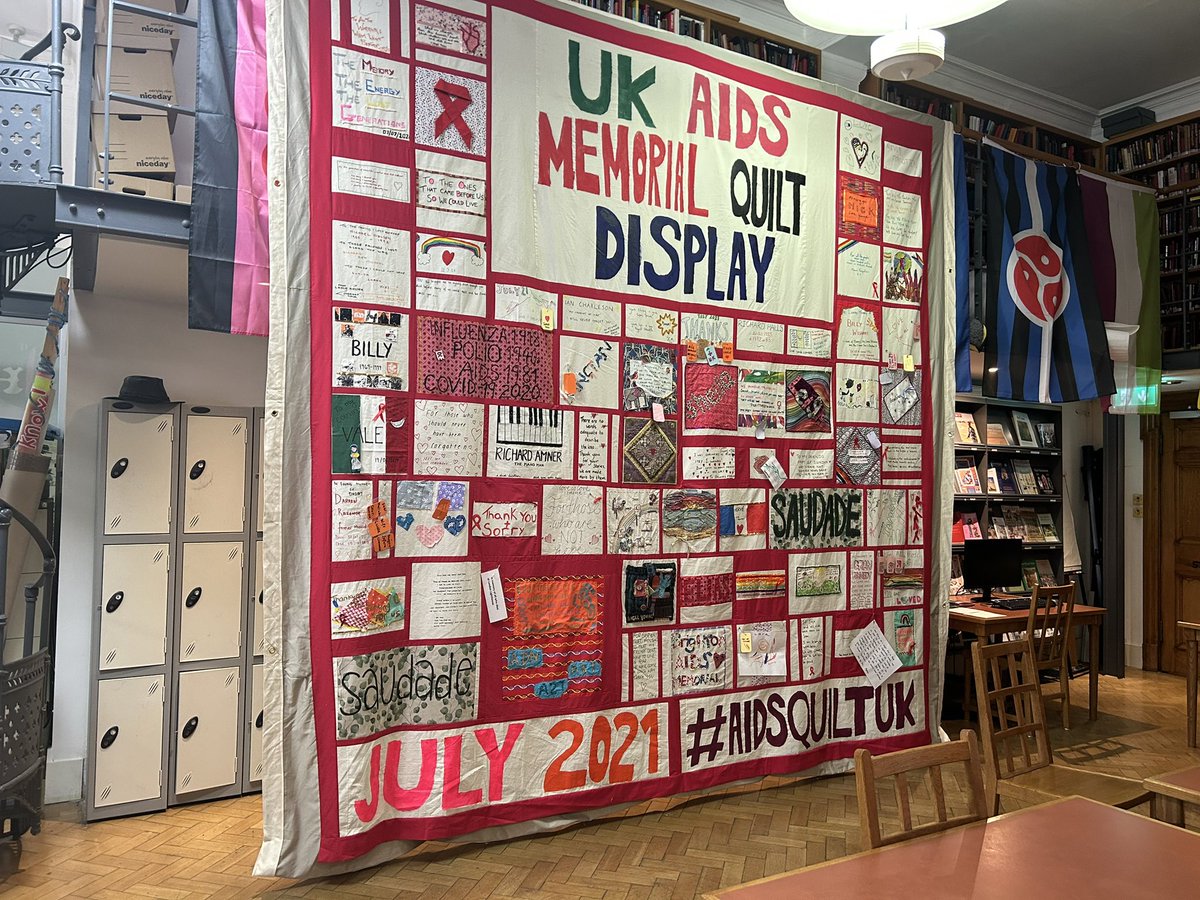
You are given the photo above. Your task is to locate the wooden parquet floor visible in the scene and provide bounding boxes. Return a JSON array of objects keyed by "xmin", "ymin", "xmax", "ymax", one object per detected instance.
[{"xmin": 6, "ymin": 669, "xmax": 1200, "ymax": 899}]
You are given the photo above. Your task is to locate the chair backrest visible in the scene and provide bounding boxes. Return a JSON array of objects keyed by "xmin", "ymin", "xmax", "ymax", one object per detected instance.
[
  {"xmin": 854, "ymin": 729, "xmax": 990, "ymax": 851},
  {"xmin": 971, "ymin": 638, "xmax": 1054, "ymax": 787},
  {"xmin": 1027, "ymin": 582, "xmax": 1075, "ymax": 669}
]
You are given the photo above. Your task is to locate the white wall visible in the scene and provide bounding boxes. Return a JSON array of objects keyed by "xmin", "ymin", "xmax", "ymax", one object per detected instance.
[
  {"xmin": 1059, "ymin": 400, "xmax": 1101, "ymax": 594},
  {"xmin": 49, "ymin": 285, "xmax": 266, "ymax": 802}
]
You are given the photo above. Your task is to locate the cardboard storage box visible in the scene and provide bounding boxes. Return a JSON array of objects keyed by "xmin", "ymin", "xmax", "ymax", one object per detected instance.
[
  {"xmin": 97, "ymin": 0, "xmax": 185, "ymax": 51},
  {"xmin": 93, "ymin": 47, "xmax": 176, "ymax": 114},
  {"xmin": 94, "ymin": 171, "xmax": 175, "ymax": 200},
  {"xmin": 92, "ymin": 113, "xmax": 175, "ymax": 175},
  {"xmin": 174, "ymin": 184, "xmax": 192, "ymax": 204}
]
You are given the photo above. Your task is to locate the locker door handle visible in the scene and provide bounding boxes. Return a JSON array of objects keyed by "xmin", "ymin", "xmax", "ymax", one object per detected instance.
[
  {"xmin": 258, "ymin": 591, "xmax": 263, "ymax": 605},
  {"xmin": 182, "ymin": 716, "xmax": 199, "ymax": 739},
  {"xmin": 189, "ymin": 460, "xmax": 207, "ymax": 480},
  {"xmin": 255, "ymin": 710, "xmax": 263, "ymax": 729},
  {"xmin": 106, "ymin": 591, "xmax": 124, "ymax": 613},
  {"xmin": 185, "ymin": 587, "xmax": 202, "ymax": 608},
  {"xmin": 100, "ymin": 726, "xmax": 119, "ymax": 749},
  {"xmin": 110, "ymin": 458, "xmax": 129, "ymax": 479}
]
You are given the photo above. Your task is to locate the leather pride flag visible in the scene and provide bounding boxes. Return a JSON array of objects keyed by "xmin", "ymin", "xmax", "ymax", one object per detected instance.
[
  {"xmin": 188, "ymin": 0, "xmax": 270, "ymax": 335},
  {"xmin": 983, "ymin": 143, "xmax": 1115, "ymax": 403}
]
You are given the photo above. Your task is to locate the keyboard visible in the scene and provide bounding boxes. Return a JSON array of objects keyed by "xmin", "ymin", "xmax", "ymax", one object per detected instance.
[{"xmin": 990, "ymin": 598, "xmax": 1055, "ymax": 611}]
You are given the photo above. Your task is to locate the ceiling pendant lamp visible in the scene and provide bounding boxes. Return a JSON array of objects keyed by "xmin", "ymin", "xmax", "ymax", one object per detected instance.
[{"xmin": 782, "ymin": 0, "xmax": 1010, "ymax": 80}]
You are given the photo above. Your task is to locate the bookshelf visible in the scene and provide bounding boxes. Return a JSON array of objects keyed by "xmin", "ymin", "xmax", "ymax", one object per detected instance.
[
  {"xmin": 571, "ymin": 1, "xmax": 821, "ymax": 79},
  {"xmin": 858, "ymin": 74, "xmax": 1102, "ymax": 167},
  {"xmin": 1103, "ymin": 111, "xmax": 1200, "ymax": 356},
  {"xmin": 951, "ymin": 394, "xmax": 1065, "ymax": 596}
]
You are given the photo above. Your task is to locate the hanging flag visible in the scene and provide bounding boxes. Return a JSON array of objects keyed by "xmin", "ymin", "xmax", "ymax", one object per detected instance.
[
  {"xmin": 954, "ymin": 134, "xmax": 972, "ymax": 392},
  {"xmin": 188, "ymin": 0, "xmax": 270, "ymax": 336},
  {"xmin": 983, "ymin": 143, "xmax": 1115, "ymax": 403},
  {"xmin": 1079, "ymin": 172, "xmax": 1161, "ymax": 414}
]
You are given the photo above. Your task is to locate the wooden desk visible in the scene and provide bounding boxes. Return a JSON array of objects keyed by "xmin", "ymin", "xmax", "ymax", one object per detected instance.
[
  {"xmin": 950, "ymin": 599, "xmax": 1105, "ymax": 721},
  {"xmin": 1145, "ymin": 764, "xmax": 1200, "ymax": 826},
  {"xmin": 707, "ymin": 797, "xmax": 1200, "ymax": 899},
  {"xmin": 1181, "ymin": 621, "xmax": 1200, "ymax": 748}
]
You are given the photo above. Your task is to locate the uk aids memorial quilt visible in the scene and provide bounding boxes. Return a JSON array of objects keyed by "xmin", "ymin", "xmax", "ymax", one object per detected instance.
[{"xmin": 258, "ymin": 0, "xmax": 956, "ymax": 877}]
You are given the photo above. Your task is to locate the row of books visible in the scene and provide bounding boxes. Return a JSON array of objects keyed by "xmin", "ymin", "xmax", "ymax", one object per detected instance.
[
  {"xmin": 954, "ymin": 456, "xmax": 1055, "ymax": 495},
  {"xmin": 955, "ymin": 410, "xmax": 1056, "ymax": 448},
  {"xmin": 965, "ymin": 115, "xmax": 1033, "ymax": 147},
  {"xmin": 1036, "ymin": 134, "xmax": 1091, "ymax": 162},
  {"xmin": 990, "ymin": 506, "xmax": 1059, "ymax": 543},
  {"xmin": 711, "ymin": 29, "xmax": 817, "ymax": 73},
  {"xmin": 1161, "ymin": 207, "xmax": 1184, "ymax": 235},
  {"xmin": 573, "ymin": 1, "xmax": 700, "ymax": 35},
  {"xmin": 884, "ymin": 88, "xmax": 955, "ymax": 122},
  {"xmin": 1106, "ymin": 122, "xmax": 1200, "ymax": 173},
  {"xmin": 569, "ymin": 3, "xmax": 817, "ymax": 73}
]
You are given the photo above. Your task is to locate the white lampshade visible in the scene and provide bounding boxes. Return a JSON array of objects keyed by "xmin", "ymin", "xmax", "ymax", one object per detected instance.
[
  {"xmin": 870, "ymin": 29, "xmax": 945, "ymax": 81},
  {"xmin": 782, "ymin": 0, "xmax": 1009, "ymax": 36}
]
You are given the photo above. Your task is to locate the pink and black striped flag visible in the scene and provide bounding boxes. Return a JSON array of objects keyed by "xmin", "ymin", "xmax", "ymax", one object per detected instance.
[{"xmin": 188, "ymin": 0, "xmax": 269, "ymax": 335}]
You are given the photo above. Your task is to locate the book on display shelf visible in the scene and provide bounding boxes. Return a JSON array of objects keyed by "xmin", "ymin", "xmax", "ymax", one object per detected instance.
[
  {"xmin": 954, "ymin": 456, "xmax": 982, "ymax": 493},
  {"xmin": 955, "ymin": 411, "xmax": 981, "ymax": 444},
  {"xmin": 961, "ymin": 512, "xmax": 983, "ymax": 540},
  {"xmin": 1012, "ymin": 459, "xmax": 1039, "ymax": 495},
  {"xmin": 986, "ymin": 422, "xmax": 1010, "ymax": 445},
  {"xmin": 1011, "ymin": 410, "xmax": 1039, "ymax": 447}
]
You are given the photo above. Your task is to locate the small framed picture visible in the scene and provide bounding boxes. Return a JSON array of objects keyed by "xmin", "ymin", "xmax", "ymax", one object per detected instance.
[
  {"xmin": 1036, "ymin": 422, "xmax": 1056, "ymax": 448},
  {"xmin": 1011, "ymin": 411, "xmax": 1038, "ymax": 447}
]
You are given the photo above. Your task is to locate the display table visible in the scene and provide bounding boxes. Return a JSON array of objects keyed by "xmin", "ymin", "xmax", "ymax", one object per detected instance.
[
  {"xmin": 949, "ymin": 598, "xmax": 1105, "ymax": 721},
  {"xmin": 1181, "ymin": 621, "xmax": 1200, "ymax": 747},
  {"xmin": 1146, "ymin": 764, "xmax": 1200, "ymax": 826},
  {"xmin": 706, "ymin": 796, "xmax": 1200, "ymax": 898}
]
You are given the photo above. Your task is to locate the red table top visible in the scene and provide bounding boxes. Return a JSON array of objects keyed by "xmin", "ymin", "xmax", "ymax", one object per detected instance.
[
  {"xmin": 709, "ymin": 797, "xmax": 1200, "ymax": 899},
  {"xmin": 1146, "ymin": 764, "xmax": 1200, "ymax": 801}
]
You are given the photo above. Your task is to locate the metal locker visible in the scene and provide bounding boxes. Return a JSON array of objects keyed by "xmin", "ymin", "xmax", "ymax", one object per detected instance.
[
  {"xmin": 249, "ymin": 663, "xmax": 264, "ymax": 783},
  {"xmin": 179, "ymin": 541, "xmax": 244, "ymax": 662},
  {"xmin": 98, "ymin": 543, "xmax": 170, "ymax": 670},
  {"xmin": 103, "ymin": 410, "xmax": 174, "ymax": 535},
  {"xmin": 183, "ymin": 414, "xmax": 248, "ymax": 534},
  {"xmin": 253, "ymin": 539, "xmax": 264, "ymax": 656},
  {"xmin": 94, "ymin": 675, "xmax": 165, "ymax": 808},
  {"xmin": 175, "ymin": 667, "xmax": 241, "ymax": 795},
  {"xmin": 255, "ymin": 413, "xmax": 264, "ymax": 534}
]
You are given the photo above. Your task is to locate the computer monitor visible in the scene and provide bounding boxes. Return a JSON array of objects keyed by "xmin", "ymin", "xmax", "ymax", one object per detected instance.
[{"xmin": 960, "ymin": 538, "xmax": 1024, "ymax": 606}]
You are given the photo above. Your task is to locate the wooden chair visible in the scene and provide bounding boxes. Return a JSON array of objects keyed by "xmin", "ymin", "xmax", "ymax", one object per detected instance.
[
  {"xmin": 1026, "ymin": 582, "xmax": 1076, "ymax": 729},
  {"xmin": 971, "ymin": 638, "xmax": 1151, "ymax": 815},
  {"xmin": 854, "ymin": 730, "xmax": 991, "ymax": 851}
]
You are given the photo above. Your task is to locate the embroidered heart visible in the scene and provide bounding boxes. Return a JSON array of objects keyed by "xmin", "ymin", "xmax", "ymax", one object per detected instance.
[
  {"xmin": 852, "ymin": 136, "xmax": 869, "ymax": 167},
  {"xmin": 737, "ymin": 524, "xmax": 744, "ymax": 534},
  {"xmin": 714, "ymin": 652, "xmax": 727, "ymax": 669},
  {"xmin": 396, "ymin": 513, "xmax": 414, "ymax": 531},
  {"xmin": 444, "ymin": 515, "xmax": 466, "ymax": 536},
  {"xmin": 416, "ymin": 524, "xmax": 443, "ymax": 548},
  {"xmin": 441, "ymin": 249, "xmax": 455, "ymax": 266}
]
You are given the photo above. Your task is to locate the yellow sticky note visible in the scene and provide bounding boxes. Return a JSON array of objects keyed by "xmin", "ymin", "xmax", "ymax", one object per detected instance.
[
  {"xmin": 740, "ymin": 631, "xmax": 753, "ymax": 654},
  {"xmin": 541, "ymin": 307, "xmax": 554, "ymax": 331},
  {"xmin": 903, "ymin": 354, "xmax": 915, "ymax": 372}
]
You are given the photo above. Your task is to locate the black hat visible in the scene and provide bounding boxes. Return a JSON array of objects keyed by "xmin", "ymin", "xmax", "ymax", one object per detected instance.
[{"xmin": 109, "ymin": 376, "xmax": 171, "ymax": 405}]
